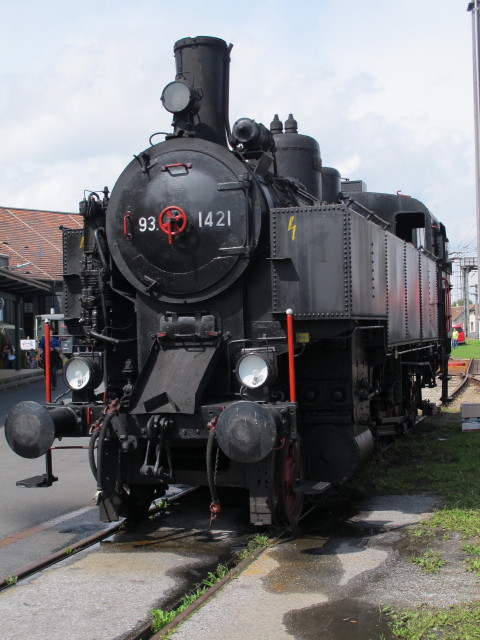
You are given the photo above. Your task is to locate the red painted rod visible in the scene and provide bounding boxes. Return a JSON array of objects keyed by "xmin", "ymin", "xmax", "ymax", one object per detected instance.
[
  {"xmin": 286, "ymin": 309, "xmax": 296, "ymax": 403},
  {"xmin": 44, "ymin": 320, "xmax": 51, "ymax": 403}
]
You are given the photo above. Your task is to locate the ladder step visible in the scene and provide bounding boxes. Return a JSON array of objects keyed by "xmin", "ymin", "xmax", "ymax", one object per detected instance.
[{"xmin": 294, "ymin": 480, "xmax": 331, "ymax": 495}]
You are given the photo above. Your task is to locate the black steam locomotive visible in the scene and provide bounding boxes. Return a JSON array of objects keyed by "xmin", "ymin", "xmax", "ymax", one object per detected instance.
[{"xmin": 6, "ymin": 36, "xmax": 451, "ymax": 527}]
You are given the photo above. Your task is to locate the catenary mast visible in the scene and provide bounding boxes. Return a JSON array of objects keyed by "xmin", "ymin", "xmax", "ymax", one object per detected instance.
[{"xmin": 468, "ymin": 1, "xmax": 480, "ymax": 337}]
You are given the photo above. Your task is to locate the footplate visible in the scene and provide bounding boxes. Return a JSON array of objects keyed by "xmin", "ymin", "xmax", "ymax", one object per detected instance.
[
  {"xmin": 294, "ymin": 480, "xmax": 331, "ymax": 495},
  {"xmin": 16, "ymin": 451, "xmax": 58, "ymax": 487},
  {"xmin": 16, "ymin": 473, "xmax": 58, "ymax": 488}
]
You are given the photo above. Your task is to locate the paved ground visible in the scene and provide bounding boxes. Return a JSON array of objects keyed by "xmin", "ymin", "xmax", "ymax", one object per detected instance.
[
  {"xmin": 0, "ymin": 367, "xmax": 43, "ymax": 391},
  {"xmin": 0, "ymin": 374, "xmax": 95, "ymax": 569},
  {"xmin": 169, "ymin": 493, "xmax": 480, "ymax": 640}
]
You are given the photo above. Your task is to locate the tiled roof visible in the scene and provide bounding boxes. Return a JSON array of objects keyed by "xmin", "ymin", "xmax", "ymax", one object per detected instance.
[
  {"xmin": 451, "ymin": 305, "xmax": 475, "ymax": 325},
  {"xmin": 0, "ymin": 207, "xmax": 82, "ymax": 281},
  {"xmin": 452, "ymin": 307, "xmax": 463, "ymax": 324}
]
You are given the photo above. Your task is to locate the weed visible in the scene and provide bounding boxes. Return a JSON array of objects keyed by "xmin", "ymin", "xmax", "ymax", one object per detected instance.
[
  {"xmin": 466, "ymin": 557, "xmax": 480, "ymax": 575},
  {"xmin": 203, "ymin": 563, "xmax": 228, "ymax": 587},
  {"xmin": 236, "ymin": 533, "xmax": 271, "ymax": 561},
  {"xmin": 408, "ymin": 527, "xmax": 434, "ymax": 539},
  {"xmin": 426, "ymin": 508, "xmax": 480, "ymax": 538},
  {"xmin": 151, "ymin": 563, "xmax": 231, "ymax": 634},
  {"xmin": 151, "ymin": 608, "xmax": 177, "ymax": 630},
  {"xmin": 410, "ymin": 549, "xmax": 445, "ymax": 573},
  {"xmin": 463, "ymin": 544, "xmax": 480, "ymax": 577},
  {"xmin": 247, "ymin": 533, "xmax": 270, "ymax": 552},
  {"xmin": 462, "ymin": 543, "xmax": 480, "ymax": 556},
  {"xmin": 154, "ymin": 499, "xmax": 170, "ymax": 511},
  {"xmin": 4, "ymin": 575, "xmax": 18, "ymax": 585},
  {"xmin": 65, "ymin": 547, "xmax": 74, "ymax": 555},
  {"xmin": 386, "ymin": 601, "xmax": 480, "ymax": 639}
]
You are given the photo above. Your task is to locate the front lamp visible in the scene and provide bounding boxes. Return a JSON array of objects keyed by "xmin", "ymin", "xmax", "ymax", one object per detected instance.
[
  {"xmin": 161, "ymin": 81, "xmax": 196, "ymax": 114},
  {"xmin": 63, "ymin": 357, "xmax": 101, "ymax": 391},
  {"xmin": 236, "ymin": 353, "xmax": 274, "ymax": 390}
]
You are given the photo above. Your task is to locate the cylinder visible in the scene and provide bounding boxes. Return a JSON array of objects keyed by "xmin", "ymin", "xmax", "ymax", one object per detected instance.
[{"xmin": 173, "ymin": 36, "xmax": 231, "ymax": 146}]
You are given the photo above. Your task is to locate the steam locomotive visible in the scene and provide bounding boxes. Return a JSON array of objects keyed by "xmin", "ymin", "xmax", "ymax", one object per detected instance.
[{"xmin": 5, "ymin": 36, "xmax": 451, "ymax": 527}]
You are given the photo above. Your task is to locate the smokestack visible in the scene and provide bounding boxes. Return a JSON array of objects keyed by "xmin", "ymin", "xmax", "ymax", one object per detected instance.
[{"xmin": 165, "ymin": 36, "xmax": 232, "ymax": 147}]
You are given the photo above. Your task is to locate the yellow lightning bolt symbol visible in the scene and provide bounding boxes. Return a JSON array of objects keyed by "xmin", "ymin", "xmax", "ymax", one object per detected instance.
[{"xmin": 288, "ymin": 215, "xmax": 296, "ymax": 240}]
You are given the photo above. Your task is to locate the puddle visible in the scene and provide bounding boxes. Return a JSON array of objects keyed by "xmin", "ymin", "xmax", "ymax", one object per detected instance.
[
  {"xmin": 100, "ymin": 486, "xmax": 253, "ymax": 554},
  {"xmin": 283, "ymin": 598, "xmax": 395, "ymax": 640}
]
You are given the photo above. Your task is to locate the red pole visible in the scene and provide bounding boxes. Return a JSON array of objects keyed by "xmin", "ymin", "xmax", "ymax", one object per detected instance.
[
  {"xmin": 286, "ymin": 308, "xmax": 296, "ymax": 403},
  {"xmin": 44, "ymin": 320, "xmax": 51, "ymax": 403}
]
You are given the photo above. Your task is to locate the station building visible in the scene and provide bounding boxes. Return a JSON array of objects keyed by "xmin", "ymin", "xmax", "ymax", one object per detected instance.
[{"xmin": 0, "ymin": 206, "xmax": 82, "ymax": 369}]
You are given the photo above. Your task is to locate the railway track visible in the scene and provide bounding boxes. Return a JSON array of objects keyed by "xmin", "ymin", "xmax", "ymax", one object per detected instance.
[{"xmin": 422, "ymin": 358, "xmax": 477, "ymax": 408}]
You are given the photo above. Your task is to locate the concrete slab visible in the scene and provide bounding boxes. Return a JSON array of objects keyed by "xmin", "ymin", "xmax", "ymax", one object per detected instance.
[
  {"xmin": 0, "ymin": 546, "xmax": 216, "ymax": 640},
  {"xmin": 346, "ymin": 494, "xmax": 441, "ymax": 531}
]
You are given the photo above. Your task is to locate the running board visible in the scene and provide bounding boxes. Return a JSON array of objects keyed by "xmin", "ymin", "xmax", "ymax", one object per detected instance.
[{"xmin": 294, "ymin": 480, "xmax": 331, "ymax": 495}]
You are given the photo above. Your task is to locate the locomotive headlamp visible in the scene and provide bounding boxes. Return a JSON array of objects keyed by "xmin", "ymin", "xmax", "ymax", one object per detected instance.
[
  {"xmin": 63, "ymin": 357, "xmax": 100, "ymax": 391},
  {"xmin": 236, "ymin": 352, "xmax": 275, "ymax": 390},
  {"xmin": 161, "ymin": 81, "xmax": 196, "ymax": 114}
]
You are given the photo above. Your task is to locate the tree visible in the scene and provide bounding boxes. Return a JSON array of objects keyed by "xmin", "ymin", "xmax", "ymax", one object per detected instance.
[{"xmin": 452, "ymin": 299, "xmax": 473, "ymax": 307}]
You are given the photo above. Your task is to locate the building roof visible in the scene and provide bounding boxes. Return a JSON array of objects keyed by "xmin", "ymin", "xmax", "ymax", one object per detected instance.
[
  {"xmin": 0, "ymin": 267, "xmax": 51, "ymax": 296},
  {"xmin": 0, "ymin": 207, "xmax": 83, "ymax": 281},
  {"xmin": 451, "ymin": 305, "xmax": 475, "ymax": 326}
]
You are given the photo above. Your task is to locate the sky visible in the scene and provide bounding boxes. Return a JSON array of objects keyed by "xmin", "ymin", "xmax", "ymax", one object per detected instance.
[{"xmin": 0, "ymin": 0, "xmax": 477, "ymax": 296}]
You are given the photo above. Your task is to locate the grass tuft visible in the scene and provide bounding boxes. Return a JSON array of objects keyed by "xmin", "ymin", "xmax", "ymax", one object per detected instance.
[
  {"xmin": 151, "ymin": 564, "xmax": 228, "ymax": 634},
  {"xmin": 410, "ymin": 549, "xmax": 445, "ymax": 573},
  {"xmin": 425, "ymin": 509, "xmax": 480, "ymax": 538},
  {"xmin": 463, "ymin": 544, "xmax": 480, "ymax": 578},
  {"xmin": 385, "ymin": 601, "xmax": 480, "ymax": 639},
  {"xmin": 235, "ymin": 533, "xmax": 271, "ymax": 561}
]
